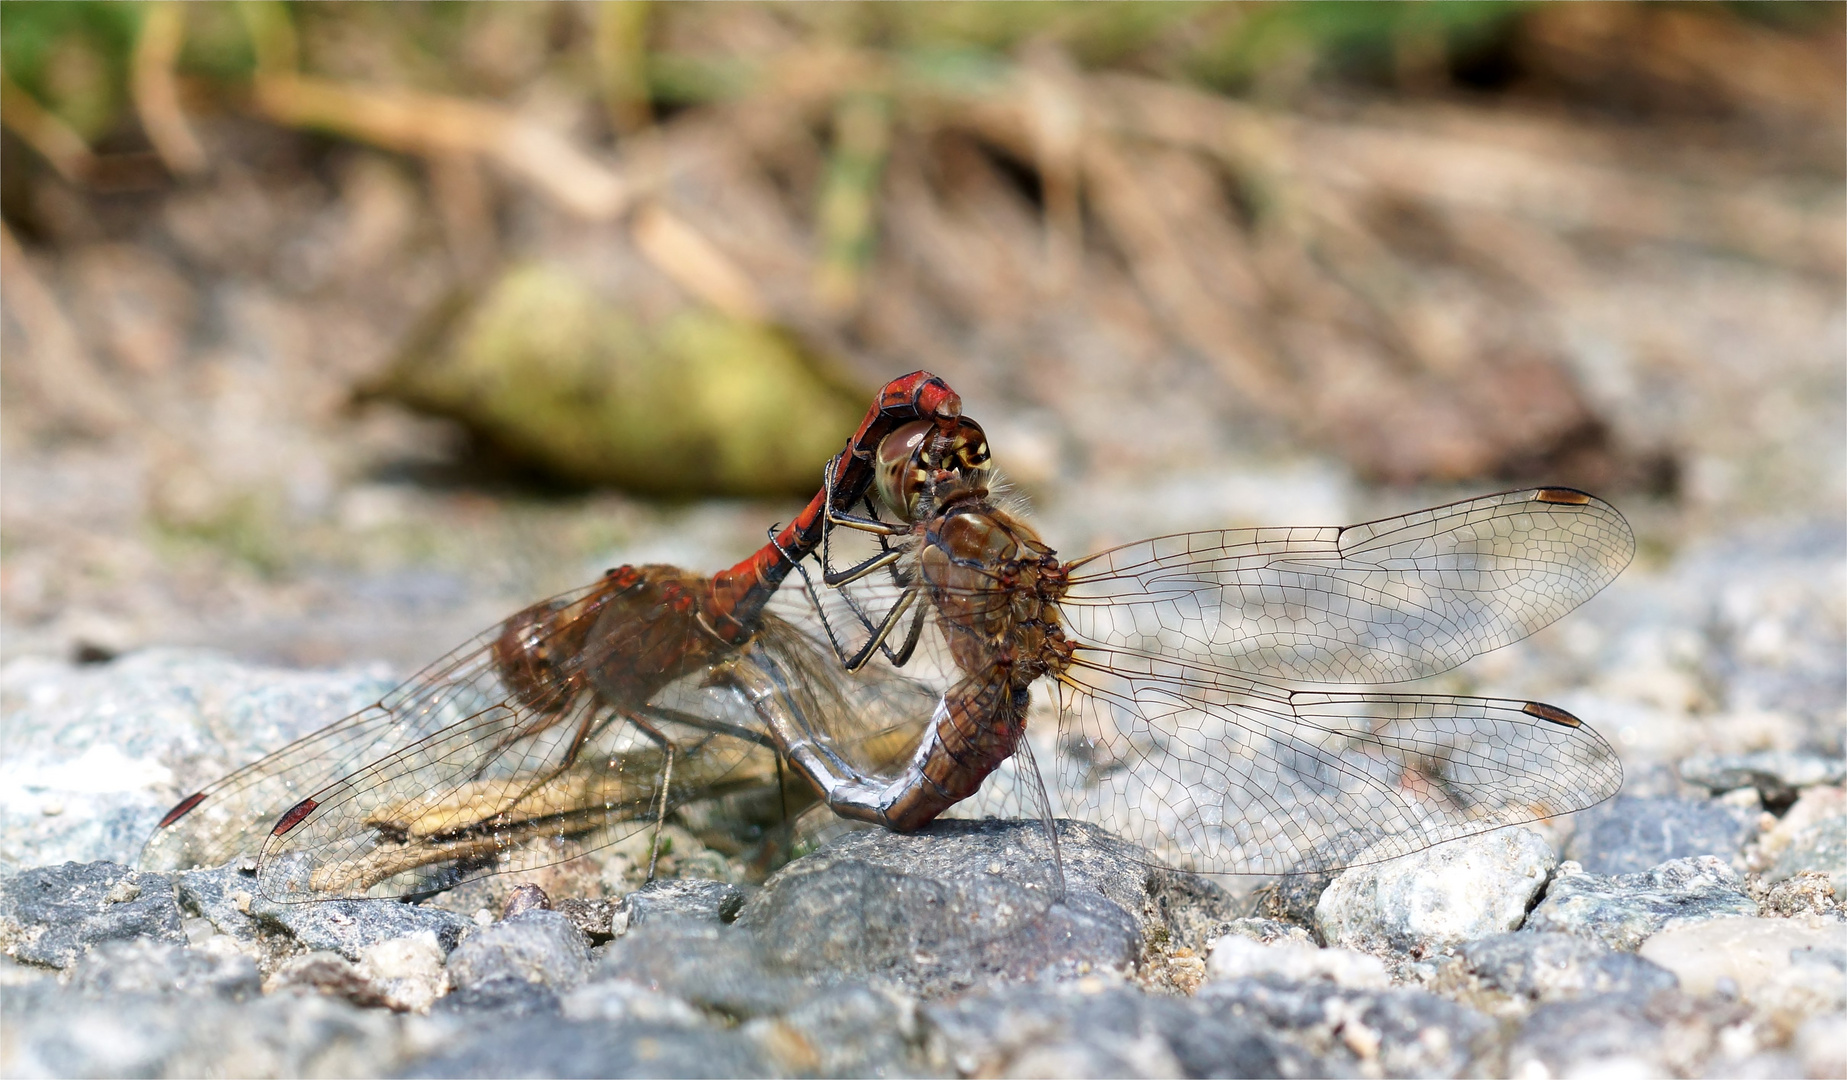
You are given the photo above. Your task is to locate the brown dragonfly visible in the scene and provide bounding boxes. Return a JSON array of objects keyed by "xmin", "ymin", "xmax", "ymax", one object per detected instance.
[
  {"xmin": 145, "ymin": 390, "xmax": 1630, "ymax": 906},
  {"xmin": 749, "ymin": 415, "xmax": 1630, "ymax": 888},
  {"xmin": 139, "ymin": 371, "xmax": 966, "ymax": 899}
]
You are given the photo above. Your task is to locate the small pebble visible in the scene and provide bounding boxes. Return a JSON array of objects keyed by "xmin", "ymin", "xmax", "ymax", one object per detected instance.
[
  {"xmin": 1315, "ymin": 828, "xmax": 1554, "ymax": 953},
  {"xmin": 1205, "ymin": 933, "xmax": 1390, "ymax": 989},
  {"xmin": 501, "ymin": 883, "xmax": 552, "ymax": 919}
]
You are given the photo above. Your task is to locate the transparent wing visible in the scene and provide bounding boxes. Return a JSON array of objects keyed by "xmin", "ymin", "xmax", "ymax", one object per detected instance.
[
  {"xmin": 1048, "ymin": 647, "xmax": 1623, "ymax": 876},
  {"xmin": 255, "ymin": 674, "xmax": 777, "ymax": 901},
  {"xmin": 252, "ymin": 602, "xmax": 960, "ymax": 902},
  {"xmin": 1060, "ymin": 488, "xmax": 1635, "ymax": 685},
  {"xmin": 138, "ymin": 577, "xmax": 618, "ymax": 875}
]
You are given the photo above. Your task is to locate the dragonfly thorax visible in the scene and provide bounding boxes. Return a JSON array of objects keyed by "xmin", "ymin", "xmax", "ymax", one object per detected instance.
[{"xmin": 920, "ymin": 504, "xmax": 1073, "ymax": 688}]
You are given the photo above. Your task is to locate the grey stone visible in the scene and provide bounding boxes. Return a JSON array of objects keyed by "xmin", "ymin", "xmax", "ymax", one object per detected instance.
[
  {"xmin": 272, "ymin": 951, "xmax": 403, "ymax": 1011},
  {"xmin": 398, "ymin": 1015, "xmax": 773, "ymax": 1078},
  {"xmin": 65, "ymin": 937, "xmax": 260, "ymax": 1001},
  {"xmin": 624, "ymin": 877, "xmax": 747, "ymax": 927},
  {"xmin": 175, "ymin": 865, "xmax": 263, "ymax": 941},
  {"xmin": 446, "ymin": 909, "xmax": 592, "ymax": 992},
  {"xmin": 433, "ymin": 974, "xmax": 563, "ymax": 1018},
  {"xmin": 1199, "ymin": 976, "xmax": 1495, "ymax": 1078},
  {"xmin": 0, "ymin": 861, "xmax": 185, "ymax": 968},
  {"xmin": 595, "ymin": 919, "xmax": 818, "ymax": 1020},
  {"xmin": 1506, "ymin": 989, "xmax": 1732, "ymax": 1079},
  {"xmin": 0, "ymin": 650, "xmax": 393, "ymax": 870},
  {"xmin": 1565, "ymin": 796, "xmax": 1756, "ymax": 875},
  {"xmin": 1460, "ymin": 931, "xmax": 1679, "ymax": 1001},
  {"xmin": 1315, "ymin": 828, "xmax": 1555, "ymax": 953},
  {"xmin": 1680, "ymin": 751, "xmax": 1846, "ymax": 804},
  {"xmin": 1, "ymin": 978, "xmax": 414, "ymax": 1078},
  {"xmin": 1252, "ymin": 871, "xmax": 1340, "ymax": 929},
  {"xmin": 248, "ymin": 885, "xmax": 470, "ymax": 962},
  {"xmin": 741, "ymin": 983, "xmax": 922, "ymax": 1078},
  {"xmin": 354, "ymin": 932, "xmax": 450, "ymax": 1013},
  {"xmin": 733, "ymin": 819, "xmax": 1147, "ymax": 998},
  {"xmin": 1525, "ymin": 856, "xmax": 1759, "ymax": 951},
  {"xmin": 1206, "ymin": 933, "xmax": 1390, "ymax": 989},
  {"xmin": 1213, "ymin": 916, "xmax": 1316, "ymax": 948},
  {"xmin": 554, "ymin": 896, "xmax": 623, "ymax": 942},
  {"xmin": 1770, "ymin": 815, "xmax": 1847, "ymax": 886},
  {"xmin": 925, "ymin": 984, "xmax": 1325, "ymax": 1079},
  {"xmin": 1141, "ymin": 865, "xmax": 1246, "ymax": 954},
  {"xmin": 560, "ymin": 978, "xmax": 707, "ymax": 1026}
]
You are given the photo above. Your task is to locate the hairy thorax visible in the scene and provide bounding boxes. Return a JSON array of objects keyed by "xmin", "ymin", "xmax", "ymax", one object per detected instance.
[{"xmin": 919, "ymin": 503, "xmax": 1074, "ymax": 688}]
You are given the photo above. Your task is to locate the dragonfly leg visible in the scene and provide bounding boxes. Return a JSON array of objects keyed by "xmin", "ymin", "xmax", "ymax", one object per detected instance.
[
  {"xmin": 886, "ymin": 589, "xmax": 928, "ymax": 666},
  {"xmin": 841, "ymin": 585, "xmax": 921, "ymax": 672},
  {"xmin": 646, "ymin": 743, "xmax": 674, "ymax": 882},
  {"xmin": 822, "ymin": 458, "xmax": 906, "ymax": 537},
  {"xmin": 821, "ymin": 548, "xmax": 905, "ymax": 588},
  {"xmin": 818, "ymin": 460, "xmax": 908, "ymax": 586},
  {"xmin": 776, "ymin": 526, "xmax": 882, "ymax": 664},
  {"xmin": 825, "ymin": 510, "xmax": 907, "ymax": 536},
  {"xmin": 788, "ymin": 539, "xmax": 906, "ymax": 670}
]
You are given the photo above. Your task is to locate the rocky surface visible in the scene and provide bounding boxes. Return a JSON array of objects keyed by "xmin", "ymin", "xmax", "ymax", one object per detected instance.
[
  {"xmin": 1680, "ymin": 750, "xmax": 1847, "ymax": 806},
  {"xmin": 1524, "ymin": 856, "xmax": 1762, "ymax": 951},
  {"xmin": 0, "ymin": 651, "xmax": 394, "ymax": 870},
  {"xmin": 1458, "ymin": 931, "xmax": 1678, "ymax": 1002},
  {"xmin": 0, "ymin": 861, "xmax": 186, "ymax": 968},
  {"xmin": 1503, "ymin": 989, "xmax": 1750, "ymax": 1079},
  {"xmin": 2, "ymin": 636, "xmax": 1846, "ymax": 1077},
  {"xmin": 1756, "ymin": 786, "xmax": 1847, "ymax": 895},
  {"xmin": 1206, "ymin": 931, "xmax": 1390, "ymax": 989},
  {"xmin": 1563, "ymin": 795, "xmax": 1758, "ymax": 875},
  {"xmin": 1637, "ymin": 915, "xmax": 1847, "ymax": 1009}
]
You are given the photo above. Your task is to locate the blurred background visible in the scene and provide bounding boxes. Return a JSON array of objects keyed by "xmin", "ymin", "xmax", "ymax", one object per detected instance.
[{"xmin": 1, "ymin": 2, "xmax": 1842, "ymax": 770}]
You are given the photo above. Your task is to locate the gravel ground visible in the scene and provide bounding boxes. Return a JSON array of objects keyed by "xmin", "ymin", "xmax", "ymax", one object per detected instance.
[{"xmin": 2, "ymin": 510, "xmax": 1843, "ymax": 1077}]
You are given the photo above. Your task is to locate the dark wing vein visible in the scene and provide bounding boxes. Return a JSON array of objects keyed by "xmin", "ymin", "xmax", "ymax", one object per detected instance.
[
  {"xmin": 1059, "ymin": 488, "xmax": 1634, "ymax": 685},
  {"xmin": 1051, "ymin": 647, "xmax": 1621, "ymax": 875}
]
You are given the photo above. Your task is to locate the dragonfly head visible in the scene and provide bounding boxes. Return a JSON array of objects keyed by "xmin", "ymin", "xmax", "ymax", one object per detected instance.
[{"xmin": 874, "ymin": 417, "xmax": 992, "ymax": 522}]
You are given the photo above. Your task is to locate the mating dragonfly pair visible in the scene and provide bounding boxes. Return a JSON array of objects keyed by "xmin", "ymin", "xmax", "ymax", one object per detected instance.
[{"xmin": 141, "ymin": 372, "xmax": 1630, "ymax": 903}]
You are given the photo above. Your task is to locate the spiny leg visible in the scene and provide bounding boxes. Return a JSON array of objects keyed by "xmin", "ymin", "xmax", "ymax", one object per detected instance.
[
  {"xmin": 783, "ymin": 514, "xmax": 928, "ymax": 671},
  {"xmin": 818, "ymin": 458, "xmax": 908, "ymax": 584},
  {"xmin": 842, "ymin": 585, "xmax": 921, "ymax": 672},
  {"xmin": 646, "ymin": 742, "xmax": 674, "ymax": 882},
  {"xmin": 779, "ymin": 525, "xmax": 905, "ymax": 670}
]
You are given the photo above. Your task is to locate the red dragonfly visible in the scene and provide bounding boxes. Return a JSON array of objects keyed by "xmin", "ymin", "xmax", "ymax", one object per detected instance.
[
  {"xmin": 145, "ymin": 387, "xmax": 1630, "ymax": 906},
  {"xmin": 744, "ymin": 415, "xmax": 1630, "ymax": 888},
  {"xmin": 140, "ymin": 371, "xmax": 967, "ymax": 899}
]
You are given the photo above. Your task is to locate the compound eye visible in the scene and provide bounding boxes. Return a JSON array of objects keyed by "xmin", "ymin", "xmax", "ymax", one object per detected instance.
[
  {"xmin": 873, "ymin": 421, "xmax": 932, "ymax": 522},
  {"xmin": 941, "ymin": 418, "xmax": 991, "ymax": 476}
]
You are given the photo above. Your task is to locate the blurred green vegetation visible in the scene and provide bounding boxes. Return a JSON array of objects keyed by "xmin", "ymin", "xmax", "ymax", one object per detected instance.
[
  {"xmin": 0, "ymin": 1, "xmax": 141, "ymax": 139},
  {"xmin": 0, "ymin": 1, "xmax": 1539, "ymax": 140}
]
